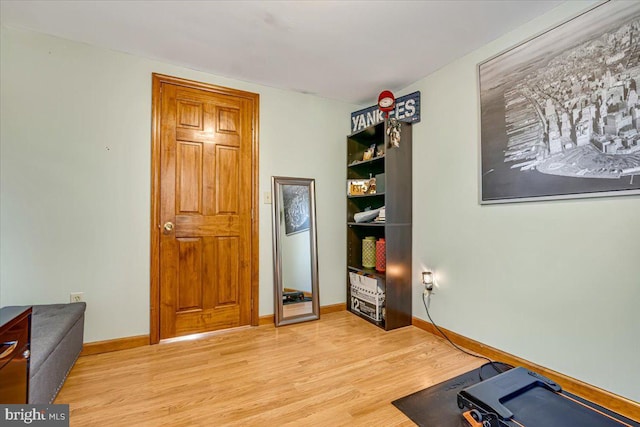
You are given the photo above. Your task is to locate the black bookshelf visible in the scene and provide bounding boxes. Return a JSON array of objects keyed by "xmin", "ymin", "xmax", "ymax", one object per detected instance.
[{"xmin": 346, "ymin": 121, "xmax": 412, "ymax": 330}]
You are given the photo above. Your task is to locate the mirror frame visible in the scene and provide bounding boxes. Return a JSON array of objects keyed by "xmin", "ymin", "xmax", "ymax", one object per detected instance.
[{"xmin": 271, "ymin": 176, "xmax": 320, "ymax": 326}]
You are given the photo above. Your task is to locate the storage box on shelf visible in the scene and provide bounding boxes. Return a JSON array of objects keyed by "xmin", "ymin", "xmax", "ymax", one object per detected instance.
[
  {"xmin": 346, "ymin": 121, "xmax": 412, "ymax": 331},
  {"xmin": 349, "ymin": 272, "xmax": 385, "ymax": 322}
]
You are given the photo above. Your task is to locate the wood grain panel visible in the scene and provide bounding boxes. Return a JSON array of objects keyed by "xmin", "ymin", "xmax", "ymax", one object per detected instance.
[
  {"xmin": 215, "ymin": 236, "xmax": 239, "ymax": 305},
  {"xmin": 201, "ymin": 237, "xmax": 215, "ymax": 310},
  {"xmin": 212, "ymin": 105, "xmax": 241, "ymax": 148},
  {"xmin": 159, "ymin": 235, "xmax": 178, "ymax": 339},
  {"xmin": 258, "ymin": 314, "xmax": 275, "ymax": 326},
  {"xmin": 175, "ymin": 128, "xmax": 215, "ymax": 144},
  {"xmin": 217, "ymin": 107, "xmax": 239, "ymax": 133},
  {"xmin": 175, "ymin": 215, "xmax": 240, "ymax": 237},
  {"xmin": 80, "ymin": 335, "xmax": 149, "ymax": 356},
  {"xmin": 202, "ymin": 138, "xmax": 216, "ymax": 217},
  {"xmin": 177, "ymin": 142, "xmax": 202, "ymax": 213},
  {"xmin": 249, "ymin": 97, "xmax": 260, "ymax": 326},
  {"xmin": 151, "ymin": 73, "xmax": 260, "ymax": 341},
  {"xmin": 321, "ymin": 303, "xmax": 347, "ymax": 314},
  {"xmin": 177, "ymin": 238, "xmax": 203, "ymax": 311},
  {"xmin": 150, "ymin": 75, "xmax": 162, "ymax": 344},
  {"xmin": 175, "ymin": 305, "xmax": 241, "ymax": 336},
  {"xmin": 177, "ymin": 100, "xmax": 202, "ymax": 129},
  {"xmin": 215, "ymin": 146, "xmax": 239, "ymax": 214}
]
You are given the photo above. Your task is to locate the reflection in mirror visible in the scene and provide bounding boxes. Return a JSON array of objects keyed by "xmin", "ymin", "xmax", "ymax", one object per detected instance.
[{"xmin": 271, "ymin": 177, "xmax": 319, "ymax": 326}]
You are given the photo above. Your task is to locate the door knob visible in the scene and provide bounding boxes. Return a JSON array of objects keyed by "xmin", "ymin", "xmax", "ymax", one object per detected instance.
[{"xmin": 163, "ymin": 222, "xmax": 174, "ymax": 232}]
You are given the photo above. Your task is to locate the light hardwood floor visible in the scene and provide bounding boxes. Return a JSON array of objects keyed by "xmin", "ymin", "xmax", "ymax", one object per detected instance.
[
  {"xmin": 56, "ymin": 311, "xmax": 482, "ymax": 426},
  {"xmin": 282, "ymin": 301, "xmax": 313, "ymax": 318}
]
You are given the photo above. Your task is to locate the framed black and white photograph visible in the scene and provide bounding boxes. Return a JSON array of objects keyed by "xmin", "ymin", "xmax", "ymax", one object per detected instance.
[
  {"xmin": 282, "ymin": 184, "xmax": 310, "ymax": 235},
  {"xmin": 479, "ymin": 1, "xmax": 640, "ymax": 204}
]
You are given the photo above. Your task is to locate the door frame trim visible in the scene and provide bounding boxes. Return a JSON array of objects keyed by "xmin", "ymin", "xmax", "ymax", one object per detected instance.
[{"xmin": 150, "ymin": 73, "xmax": 260, "ymax": 344}]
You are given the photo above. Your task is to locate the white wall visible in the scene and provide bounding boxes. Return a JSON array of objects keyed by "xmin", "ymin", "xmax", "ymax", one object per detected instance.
[
  {"xmin": 281, "ymin": 229, "xmax": 312, "ymax": 294},
  {"xmin": 0, "ymin": 26, "xmax": 355, "ymax": 342},
  {"xmin": 404, "ymin": 1, "xmax": 640, "ymax": 402}
]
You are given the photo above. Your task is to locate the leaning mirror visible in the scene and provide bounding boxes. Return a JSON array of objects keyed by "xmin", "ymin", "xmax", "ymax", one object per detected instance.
[{"xmin": 271, "ymin": 176, "xmax": 319, "ymax": 326}]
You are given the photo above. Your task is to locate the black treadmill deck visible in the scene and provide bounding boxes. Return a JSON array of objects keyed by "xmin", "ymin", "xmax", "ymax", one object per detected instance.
[
  {"xmin": 458, "ymin": 367, "xmax": 561, "ymax": 419},
  {"xmin": 457, "ymin": 367, "xmax": 638, "ymax": 427}
]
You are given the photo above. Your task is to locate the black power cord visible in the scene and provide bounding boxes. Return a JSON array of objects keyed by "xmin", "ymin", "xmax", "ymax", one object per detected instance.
[
  {"xmin": 421, "ymin": 292, "xmax": 516, "ymax": 426},
  {"xmin": 421, "ymin": 291, "xmax": 512, "ymax": 381}
]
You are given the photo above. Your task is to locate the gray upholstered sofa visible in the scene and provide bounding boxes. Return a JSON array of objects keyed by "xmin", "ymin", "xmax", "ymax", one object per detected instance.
[{"xmin": 10, "ymin": 303, "xmax": 86, "ymax": 403}]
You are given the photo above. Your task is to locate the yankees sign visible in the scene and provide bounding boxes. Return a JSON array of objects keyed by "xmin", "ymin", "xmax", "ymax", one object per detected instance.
[{"xmin": 350, "ymin": 91, "xmax": 421, "ymax": 134}]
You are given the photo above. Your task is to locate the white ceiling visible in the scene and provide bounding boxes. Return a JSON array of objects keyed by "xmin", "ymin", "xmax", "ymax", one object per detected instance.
[{"xmin": 0, "ymin": 0, "xmax": 564, "ymax": 104}]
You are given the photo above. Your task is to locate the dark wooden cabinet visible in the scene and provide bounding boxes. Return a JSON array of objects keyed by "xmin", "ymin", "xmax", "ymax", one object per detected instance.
[
  {"xmin": 0, "ymin": 306, "xmax": 32, "ymax": 403},
  {"xmin": 347, "ymin": 121, "xmax": 412, "ymax": 330}
]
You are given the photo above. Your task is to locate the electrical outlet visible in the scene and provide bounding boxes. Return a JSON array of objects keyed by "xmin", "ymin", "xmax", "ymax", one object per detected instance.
[
  {"xmin": 264, "ymin": 192, "xmax": 272, "ymax": 204},
  {"xmin": 70, "ymin": 292, "xmax": 84, "ymax": 303}
]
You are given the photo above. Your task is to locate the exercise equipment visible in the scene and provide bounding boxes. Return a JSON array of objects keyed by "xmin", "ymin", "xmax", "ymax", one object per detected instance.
[{"xmin": 457, "ymin": 367, "xmax": 637, "ymax": 427}]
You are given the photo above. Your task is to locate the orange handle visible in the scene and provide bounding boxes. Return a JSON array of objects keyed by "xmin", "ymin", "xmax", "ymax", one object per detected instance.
[{"xmin": 462, "ymin": 410, "xmax": 485, "ymax": 427}]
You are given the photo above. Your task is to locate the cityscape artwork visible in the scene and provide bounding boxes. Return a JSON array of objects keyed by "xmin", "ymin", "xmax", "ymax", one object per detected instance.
[
  {"xmin": 282, "ymin": 185, "xmax": 310, "ymax": 235},
  {"xmin": 479, "ymin": 1, "xmax": 640, "ymax": 203}
]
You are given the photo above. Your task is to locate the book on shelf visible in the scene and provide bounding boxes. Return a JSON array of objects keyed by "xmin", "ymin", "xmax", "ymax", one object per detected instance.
[{"xmin": 353, "ymin": 206, "xmax": 385, "ymax": 224}]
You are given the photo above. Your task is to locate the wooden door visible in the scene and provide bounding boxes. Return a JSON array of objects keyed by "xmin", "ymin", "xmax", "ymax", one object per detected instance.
[{"xmin": 151, "ymin": 74, "xmax": 259, "ymax": 341}]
